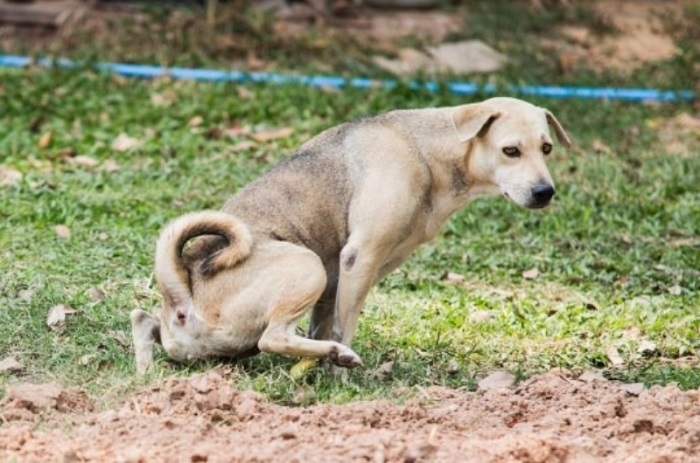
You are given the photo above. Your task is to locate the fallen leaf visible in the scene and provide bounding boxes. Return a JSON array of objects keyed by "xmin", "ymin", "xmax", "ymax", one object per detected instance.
[
  {"xmin": 69, "ymin": 155, "xmax": 100, "ymax": 168},
  {"xmin": 87, "ymin": 287, "xmax": 105, "ymax": 301},
  {"xmin": 236, "ymin": 86, "xmax": 253, "ymax": 100},
  {"xmin": 250, "ymin": 127, "xmax": 294, "ymax": 142},
  {"xmin": 224, "ymin": 125, "xmax": 252, "ymax": 139},
  {"xmin": 0, "ymin": 167, "xmax": 22, "ymax": 187},
  {"xmin": 188, "ymin": 116, "xmax": 204, "ymax": 127},
  {"xmin": 0, "ymin": 356, "xmax": 24, "ymax": 373},
  {"xmin": 101, "ymin": 159, "xmax": 120, "ymax": 173},
  {"xmin": 111, "ymin": 133, "xmax": 142, "ymax": 152},
  {"xmin": 289, "ymin": 357, "xmax": 319, "ymax": 380},
  {"xmin": 54, "ymin": 225, "xmax": 71, "ymax": 239},
  {"xmin": 228, "ymin": 140, "xmax": 258, "ymax": 152},
  {"xmin": 578, "ymin": 370, "xmax": 606, "ymax": 383},
  {"xmin": 98, "ymin": 232, "xmax": 109, "ymax": 241},
  {"xmin": 441, "ymin": 271, "xmax": 465, "ymax": 282},
  {"xmin": 469, "ymin": 310, "xmax": 494, "ymax": 323},
  {"xmin": 668, "ymin": 285, "xmax": 682, "ymax": 296},
  {"xmin": 79, "ymin": 354, "xmax": 96, "ymax": 366},
  {"xmin": 637, "ymin": 340, "xmax": 657, "ymax": 355},
  {"xmin": 46, "ymin": 304, "xmax": 77, "ymax": 330},
  {"xmin": 670, "ymin": 238, "xmax": 698, "ymax": 247},
  {"xmin": 654, "ymin": 264, "xmax": 670, "ymax": 272},
  {"xmin": 19, "ymin": 288, "xmax": 35, "ymax": 302},
  {"xmin": 605, "ymin": 345, "xmax": 624, "ymax": 367},
  {"xmin": 374, "ymin": 360, "xmax": 394, "ymax": 380},
  {"xmin": 522, "ymin": 268, "xmax": 539, "ymax": 279},
  {"xmin": 477, "ymin": 371, "xmax": 515, "ymax": 391},
  {"xmin": 446, "ymin": 359, "xmax": 460, "ymax": 374},
  {"xmin": 109, "ymin": 329, "xmax": 129, "ymax": 347},
  {"xmin": 38, "ymin": 131, "xmax": 52, "ymax": 149},
  {"xmin": 592, "ymin": 139, "xmax": 611, "ymax": 154},
  {"xmin": 622, "ymin": 327, "xmax": 642, "ymax": 340},
  {"xmin": 150, "ymin": 90, "xmax": 176, "ymax": 107}
]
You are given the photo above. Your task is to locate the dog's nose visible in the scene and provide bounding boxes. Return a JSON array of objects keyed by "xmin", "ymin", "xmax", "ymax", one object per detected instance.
[{"xmin": 531, "ymin": 183, "xmax": 555, "ymax": 204}]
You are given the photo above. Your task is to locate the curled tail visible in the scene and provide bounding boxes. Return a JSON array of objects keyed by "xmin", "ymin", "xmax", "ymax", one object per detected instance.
[{"xmin": 154, "ymin": 210, "xmax": 253, "ymax": 307}]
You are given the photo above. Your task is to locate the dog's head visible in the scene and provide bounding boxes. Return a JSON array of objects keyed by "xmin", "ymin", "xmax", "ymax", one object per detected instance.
[{"xmin": 453, "ymin": 97, "xmax": 571, "ymax": 209}]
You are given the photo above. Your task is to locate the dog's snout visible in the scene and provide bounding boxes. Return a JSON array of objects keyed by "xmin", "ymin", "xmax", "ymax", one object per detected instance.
[{"xmin": 530, "ymin": 183, "xmax": 555, "ymax": 207}]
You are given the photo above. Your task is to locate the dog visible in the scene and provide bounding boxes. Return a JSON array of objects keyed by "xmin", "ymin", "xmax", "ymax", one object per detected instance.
[{"xmin": 131, "ymin": 97, "xmax": 571, "ymax": 374}]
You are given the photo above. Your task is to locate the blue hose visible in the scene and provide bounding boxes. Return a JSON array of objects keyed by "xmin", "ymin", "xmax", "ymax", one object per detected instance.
[{"xmin": 0, "ymin": 54, "xmax": 694, "ymax": 102}]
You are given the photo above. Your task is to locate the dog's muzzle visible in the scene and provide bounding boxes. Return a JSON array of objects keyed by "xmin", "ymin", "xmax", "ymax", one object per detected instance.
[{"xmin": 528, "ymin": 183, "xmax": 555, "ymax": 208}]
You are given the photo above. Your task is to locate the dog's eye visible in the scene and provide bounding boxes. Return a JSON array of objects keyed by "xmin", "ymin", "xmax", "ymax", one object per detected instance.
[
  {"xmin": 502, "ymin": 146, "xmax": 521, "ymax": 158},
  {"xmin": 542, "ymin": 143, "xmax": 553, "ymax": 155}
]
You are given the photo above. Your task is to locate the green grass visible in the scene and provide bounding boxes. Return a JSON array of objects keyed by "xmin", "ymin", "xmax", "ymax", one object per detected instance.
[
  {"xmin": 1, "ymin": 1, "xmax": 699, "ymax": 405},
  {"xmin": 1, "ymin": 65, "xmax": 698, "ymax": 405}
]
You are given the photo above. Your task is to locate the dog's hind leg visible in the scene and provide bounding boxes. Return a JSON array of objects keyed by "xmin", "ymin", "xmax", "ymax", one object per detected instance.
[{"xmin": 258, "ymin": 249, "xmax": 362, "ymax": 368}]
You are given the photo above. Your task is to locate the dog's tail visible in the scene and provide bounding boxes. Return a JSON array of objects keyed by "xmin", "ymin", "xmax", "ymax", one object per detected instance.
[{"xmin": 154, "ymin": 210, "xmax": 253, "ymax": 306}]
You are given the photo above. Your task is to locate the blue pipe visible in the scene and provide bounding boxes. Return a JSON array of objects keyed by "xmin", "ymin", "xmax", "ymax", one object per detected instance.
[{"xmin": 0, "ymin": 54, "xmax": 694, "ymax": 103}]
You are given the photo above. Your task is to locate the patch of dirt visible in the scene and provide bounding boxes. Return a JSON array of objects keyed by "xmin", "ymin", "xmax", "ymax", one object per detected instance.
[
  {"xmin": 2, "ymin": 370, "xmax": 700, "ymax": 462},
  {"xmin": 650, "ymin": 112, "xmax": 700, "ymax": 158},
  {"xmin": 546, "ymin": 0, "xmax": 688, "ymax": 73}
]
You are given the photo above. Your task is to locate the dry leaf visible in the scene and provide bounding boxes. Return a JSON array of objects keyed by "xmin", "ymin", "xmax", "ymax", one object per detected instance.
[
  {"xmin": 669, "ymin": 238, "xmax": 698, "ymax": 247},
  {"xmin": 38, "ymin": 131, "xmax": 52, "ymax": 149},
  {"xmin": 592, "ymin": 139, "xmax": 611, "ymax": 154},
  {"xmin": 109, "ymin": 329, "xmax": 129, "ymax": 347},
  {"xmin": 224, "ymin": 125, "xmax": 252, "ymax": 139},
  {"xmin": 0, "ymin": 167, "xmax": 22, "ymax": 187},
  {"xmin": 111, "ymin": 133, "xmax": 142, "ymax": 152},
  {"xmin": 605, "ymin": 345, "xmax": 624, "ymax": 367},
  {"xmin": 54, "ymin": 225, "xmax": 71, "ymax": 239},
  {"xmin": 477, "ymin": 371, "xmax": 515, "ymax": 391},
  {"xmin": 98, "ymin": 232, "xmax": 109, "ymax": 241},
  {"xmin": 228, "ymin": 140, "xmax": 258, "ymax": 153},
  {"xmin": 236, "ymin": 86, "xmax": 253, "ymax": 100},
  {"xmin": 79, "ymin": 354, "xmax": 96, "ymax": 366},
  {"xmin": 374, "ymin": 360, "xmax": 394, "ymax": 380},
  {"xmin": 578, "ymin": 370, "xmax": 606, "ymax": 383},
  {"xmin": 46, "ymin": 304, "xmax": 76, "ymax": 330},
  {"xmin": 668, "ymin": 285, "xmax": 682, "ymax": 296},
  {"xmin": 87, "ymin": 287, "xmax": 105, "ymax": 301},
  {"xmin": 101, "ymin": 159, "xmax": 120, "ymax": 173},
  {"xmin": 19, "ymin": 288, "xmax": 35, "ymax": 302},
  {"xmin": 469, "ymin": 310, "xmax": 494, "ymax": 323},
  {"xmin": 0, "ymin": 356, "xmax": 24, "ymax": 373},
  {"xmin": 188, "ymin": 116, "xmax": 204, "ymax": 127},
  {"xmin": 441, "ymin": 271, "xmax": 465, "ymax": 282},
  {"xmin": 446, "ymin": 359, "xmax": 460, "ymax": 374},
  {"xmin": 522, "ymin": 268, "xmax": 539, "ymax": 279},
  {"xmin": 250, "ymin": 127, "xmax": 294, "ymax": 142},
  {"xmin": 637, "ymin": 340, "xmax": 657, "ymax": 355},
  {"xmin": 69, "ymin": 155, "xmax": 100, "ymax": 168},
  {"xmin": 150, "ymin": 90, "xmax": 176, "ymax": 107},
  {"xmin": 622, "ymin": 327, "xmax": 642, "ymax": 340}
]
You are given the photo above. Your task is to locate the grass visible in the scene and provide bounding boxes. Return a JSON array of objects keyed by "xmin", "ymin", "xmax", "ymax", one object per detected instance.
[{"xmin": 1, "ymin": 2, "xmax": 699, "ymax": 405}]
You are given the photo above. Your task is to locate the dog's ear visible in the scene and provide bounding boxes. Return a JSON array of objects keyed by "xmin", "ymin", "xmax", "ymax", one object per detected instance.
[
  {"xmin": 452, "ymin": 104, "xmax": 502, "ymax": 143},
  {"xmin": 130, "ymin": 309, "xmax": 161, "ymax": 375},
  {"xmin": 544, "ymin": 110, "xmax": 572, "ymax": 148}
]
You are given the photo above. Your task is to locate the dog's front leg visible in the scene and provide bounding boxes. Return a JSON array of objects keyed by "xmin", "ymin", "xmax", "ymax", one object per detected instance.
[{"xmin": 333, "ymin": 241, "xmax": 385, "ymax": 346}]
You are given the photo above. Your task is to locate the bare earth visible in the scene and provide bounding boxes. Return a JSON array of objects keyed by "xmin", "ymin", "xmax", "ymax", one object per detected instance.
[{"xmin": 2, "ymin": 370, "xmax": 699, "ymax": 462}]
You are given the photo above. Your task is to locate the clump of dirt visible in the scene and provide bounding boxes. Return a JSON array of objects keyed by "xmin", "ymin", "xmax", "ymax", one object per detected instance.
[{"xmin": 2, "ymin": 370, "xmax": 699, "ymax": 462}]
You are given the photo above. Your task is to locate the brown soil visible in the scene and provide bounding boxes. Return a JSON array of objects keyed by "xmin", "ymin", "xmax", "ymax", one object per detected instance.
[
  {"xmin": 546, "ymin": 0, "xmax": 689, "ymax": 73},
  {"xmin": 2, "ymin": 370, "xmax": 699, "ymax": 462}
]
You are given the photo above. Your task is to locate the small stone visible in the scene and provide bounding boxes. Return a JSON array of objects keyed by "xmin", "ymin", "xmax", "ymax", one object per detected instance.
[{"xmin": 478, "ymin": 371, "xmax": 516, "ymax": 391}]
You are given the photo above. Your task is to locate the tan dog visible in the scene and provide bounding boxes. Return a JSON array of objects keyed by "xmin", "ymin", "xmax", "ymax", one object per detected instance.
[{"xmin": 131, "ymin": 97, "xmax": 571, "ymax": 374}]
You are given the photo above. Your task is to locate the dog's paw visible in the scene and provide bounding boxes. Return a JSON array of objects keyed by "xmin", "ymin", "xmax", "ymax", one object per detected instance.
[{"xmin": 329, "ymin": 345, "xmax": 363, "ymax": 368}]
